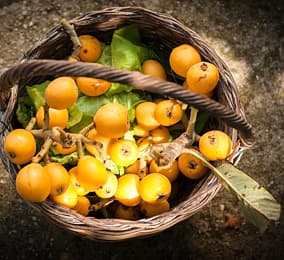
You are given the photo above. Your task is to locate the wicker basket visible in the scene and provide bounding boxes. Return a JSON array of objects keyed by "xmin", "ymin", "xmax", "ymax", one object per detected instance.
[{"xmin": 0, "ymin": 7, "xmax": 254, "ymax": 241}]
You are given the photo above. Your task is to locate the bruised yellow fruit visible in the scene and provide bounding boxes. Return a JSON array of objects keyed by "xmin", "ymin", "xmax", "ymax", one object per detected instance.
[
  {"xmin": 199, "ymin": 130, "xmax": 233, "ymax": 161},
  {"xmin": 93, "ymin": 103, "xmax": 130, "ymax": 138},
  {"xmin": 149, "ymin": 160, "xmax": 179, "ymax": 182},
  {"xmin": 69, "ymin": 167, "xmax": 88, "ymax": 196},
  {"xmin": 4, "ymin": 129, "xmax": 36, "ymax": 165},
  {"xmin": 178, "ymin": 152, "xmax": 209, "ymax": 179},
  {"xmin": 154, "ymin": 99, "xmax": 183, "ymax": 126},
  {"xmin": 78, "ymin": 35, "xmax": 102, "ymax": 62},
  {"xmin": 139, "ymin": 173, "xmax": 171, "ymax": 204},
  {"xmin": 186, "ymin": 62, "xmax": 220, "ymax": 94},
  {"xmin": 76, "ymin": 77, "xmax": 111, "ymax": 96},
  {"xmin": 44, "ymin": 162, "xmax": 70, "ymax": 196}
]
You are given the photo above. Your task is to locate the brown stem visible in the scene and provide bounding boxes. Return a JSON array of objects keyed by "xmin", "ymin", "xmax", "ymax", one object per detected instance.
[
  {"xmin": 75, "ymin": 139, "xmax": 84, "ymax": 159},
  {"xmin": 25, "ymin": 117, "xmax": 36, "ymax": 131},
  {"xmin": 186, "ymin": 107, "xmax": 198, "ymax": 137},
  {"xmin": 32, "ymin": 137, "xmax": 53, "ymax": 163},
  {"xmin": 79, "ymin": 122, "xmax": 94, "ymax": 135},
  {"xmin": 61, "ymin": 18, "xmax": 81, "ymax": 58},
  {"xmin": 149, "ymin": 132, "xmax": 194, "ymax": 167},
  {"xmin": 90, "ymin": 199, "xmax": 114, "ymax": 211},
  {"xmin": 43, "ymin": 103, "xmax": 50, "ymax": 130}
]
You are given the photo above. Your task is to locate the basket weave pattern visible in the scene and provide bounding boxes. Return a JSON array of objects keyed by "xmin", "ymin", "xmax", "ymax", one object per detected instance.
[{"xmin": 0, "ymin": 7, "xmax": 253, "ymax": 241}]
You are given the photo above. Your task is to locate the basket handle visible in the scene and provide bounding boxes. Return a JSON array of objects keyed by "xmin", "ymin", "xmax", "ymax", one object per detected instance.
[{"xmin": 0, "ymin": 59, "xmax": 254, "ymax": 144}]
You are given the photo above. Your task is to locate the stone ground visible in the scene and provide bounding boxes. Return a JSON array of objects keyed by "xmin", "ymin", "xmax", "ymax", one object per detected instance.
[{"xmin": 0, "ymin": 0, "xmax": 283, "ymax": 259}]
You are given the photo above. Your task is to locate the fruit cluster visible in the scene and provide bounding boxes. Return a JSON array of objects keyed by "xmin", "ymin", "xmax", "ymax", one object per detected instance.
[{"xmin": 4, "ymin": 27, "xmax": 233, "ymax": 220}]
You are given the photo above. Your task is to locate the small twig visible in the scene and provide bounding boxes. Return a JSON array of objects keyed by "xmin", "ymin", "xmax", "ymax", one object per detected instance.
[
  {"xmin": 75, "ymin": 139, "xmax": 84, "ymax": 159},
  {"xmin": 90, "ymin": 199, "xmax": 114, "ymax": 211},
  {"xmin": 32, "ymin": 137, "xmax": 53, "ymax": 163},
  {"xmin": 43, "ymin": 103, "xmax": 50, "ymax": 130},
  {"xmin": 79, "ymin": 122, "xmax": 95, "ymax": 135},
  {"xmin": 186, "ymin": 107, "xmax": 198, "ymax": 137},
  {"xmin": 61, "ymin": 18, "xmax": 81, "ymax": 58},
  {"xmin": 149, "ymin": 132, "xmax": 194, "ymax": 167},
  {"xmin": 25, "ymin": 117, "xmax": 36, "ymax": 131}
]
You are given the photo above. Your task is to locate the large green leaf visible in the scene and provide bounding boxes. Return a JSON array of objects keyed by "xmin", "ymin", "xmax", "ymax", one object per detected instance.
[{"xmin": 183, "ymin": 148, "xmax": 281, "ymax": 232}]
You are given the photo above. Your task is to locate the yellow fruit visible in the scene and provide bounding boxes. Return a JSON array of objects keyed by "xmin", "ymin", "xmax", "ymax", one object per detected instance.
[
  {"xmin": 69, "ymin": 167, "xmax": 88, "ymax": 196},
  {"xmin": 186, "ymin": 62, "xmax": 220, "ymax": 94},
  {"xmin": 78, "ymin": 35, "xmax": 102, "ymax": 62},
  {"xmin": 4, "ymin": 129, "xmax": 36, "ymax": 165},
  {"xmin": 169, "ymin": 44, "xmax": 201, "ymax": 77},
  {"xmin": 76, "ymin": 155, "xmax": 108, "ymax": 192},
  {"xmin": 73, "ymin": 196, "xmax": 91, "ymax": 216},
  {"xmin": 76, "ymin": 77, "xmax": 111, "ymax": 96},
  {"xmin": 114, "ymin": 204, "xmax": 140, "ymax": 220},
  {"xmin": 16, "ymin": 163, "xmax": 51, "ymax": 202},
  {"xmin": 135, "ymin": 102, "xmax": 160, "ymax": 130},
  {"xmin": 44, "ymin": 162, "xmax": 70, "ymax": 196},
  {"xmin": 149, "ymin": 160, "xmax": 179, "ymax": 182},
  {"xmin": 140, "ymin": 200, "xmax": 170, "ymax": 218},
  {"xmin": 36, "ymin": 106, "xmax": 69, "ymax": 129},
  {"xmin": 45, "ymin": 77, "xmax": 78, "ymax": 109},
  {"xmin": 199, "ymin": 130, "xmax": 233, "ymax": 161},
  {"xmin": 51, "ymin": 182, "xmax": 78, "ymax": 208},
  {"xmin": 109, "ymin": 139, "xmax": 138, "ymax": 167},
  {"xmin": 93, "ymin": 103, "xmax": 130, "ymax": 138},
  {"xmin": 178, "ymin": 152, "xmax": 209, "ymax": 179},
  {"xmin": 115, "ymin": 174, "xmax": 141, "ymax": 207},
  {"xmin": 154, "ymin": 99, "xmax": 183, "ymax": 126},
  {"xmin": 139, "ymin": 173, "xmax": 171, "ymax": 204},
  {"xmin": 142, "ymin": 59, "xmax": 167, "ymax": 80},
  {"xmin": 95, "ymin": 171, "xmax": 118, "ymax": 199}
]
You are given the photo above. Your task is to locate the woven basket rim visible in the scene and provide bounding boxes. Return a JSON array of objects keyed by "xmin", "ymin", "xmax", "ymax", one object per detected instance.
[{"xmin": 0, "ymin": 6, "xmax": 252, "ymax": 241}]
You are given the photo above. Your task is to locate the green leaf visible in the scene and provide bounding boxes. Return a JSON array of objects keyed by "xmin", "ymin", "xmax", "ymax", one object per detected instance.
[
  {"xmin": 68, "ymin": 114, "xmax": 93, "ymax": 133},
  {"xmin": 111, "ymin": 24, "xmax": 158, "ymax": 71},
  {"xmin": 50, "ymin": 152, "xmax": 78, "ymax": 165},
  {"xmin": 97, "ymin": 44, "xmax": 112, "ymax": 66},
  {"xmin": 195, "ymin": 111, "xmax": 210, "ymax": 134},
  {"xmin": 76, "ymin": 95, "xmax": 109, "ymax": 116},
  {"xmin": 26, "ymin": 81, "xmax": 50, "ymax": 110},
  {"xmin": 66, "ymin": 104, "xmax": 83, "ymax": 129},
  {"xmin": 16, "ymin": 96, "xmax": 35, "ymax": 127},
  {"xmin": 183, "ymin": 148, "xmax": 281, "ymax": 232}
]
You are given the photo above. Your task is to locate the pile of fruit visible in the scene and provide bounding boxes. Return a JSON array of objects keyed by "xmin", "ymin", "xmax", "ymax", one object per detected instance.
[{"xmin": 4, "ymin": 24, "xmax": 233, "ymax": 220}]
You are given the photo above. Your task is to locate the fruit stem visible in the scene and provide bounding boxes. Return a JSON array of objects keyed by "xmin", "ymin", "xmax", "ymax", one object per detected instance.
[
  {"xmin": 25, "ymin": 117, "xmax": 36, "ymax": 131},
  {"xmin": 90, "ymin": 199, "xmax": 114, "ymax": 211},
  {"xmin": 43, "ymin": 103, "xmax": 50, "ymax": 130},
  {"xmin": 61, "ymin": 18, "xmax": 81, "ymax": 58},
  {"xmin": 32, "ymin": 137, "xmax": 53, "ymax": 163},
  {"xmin": 186, "ymin": 107, "xmax": 198, "ymax": 138},
  {"xmin": 75, "ymin": 139, "xmax": 84, "ymax": 159}
]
